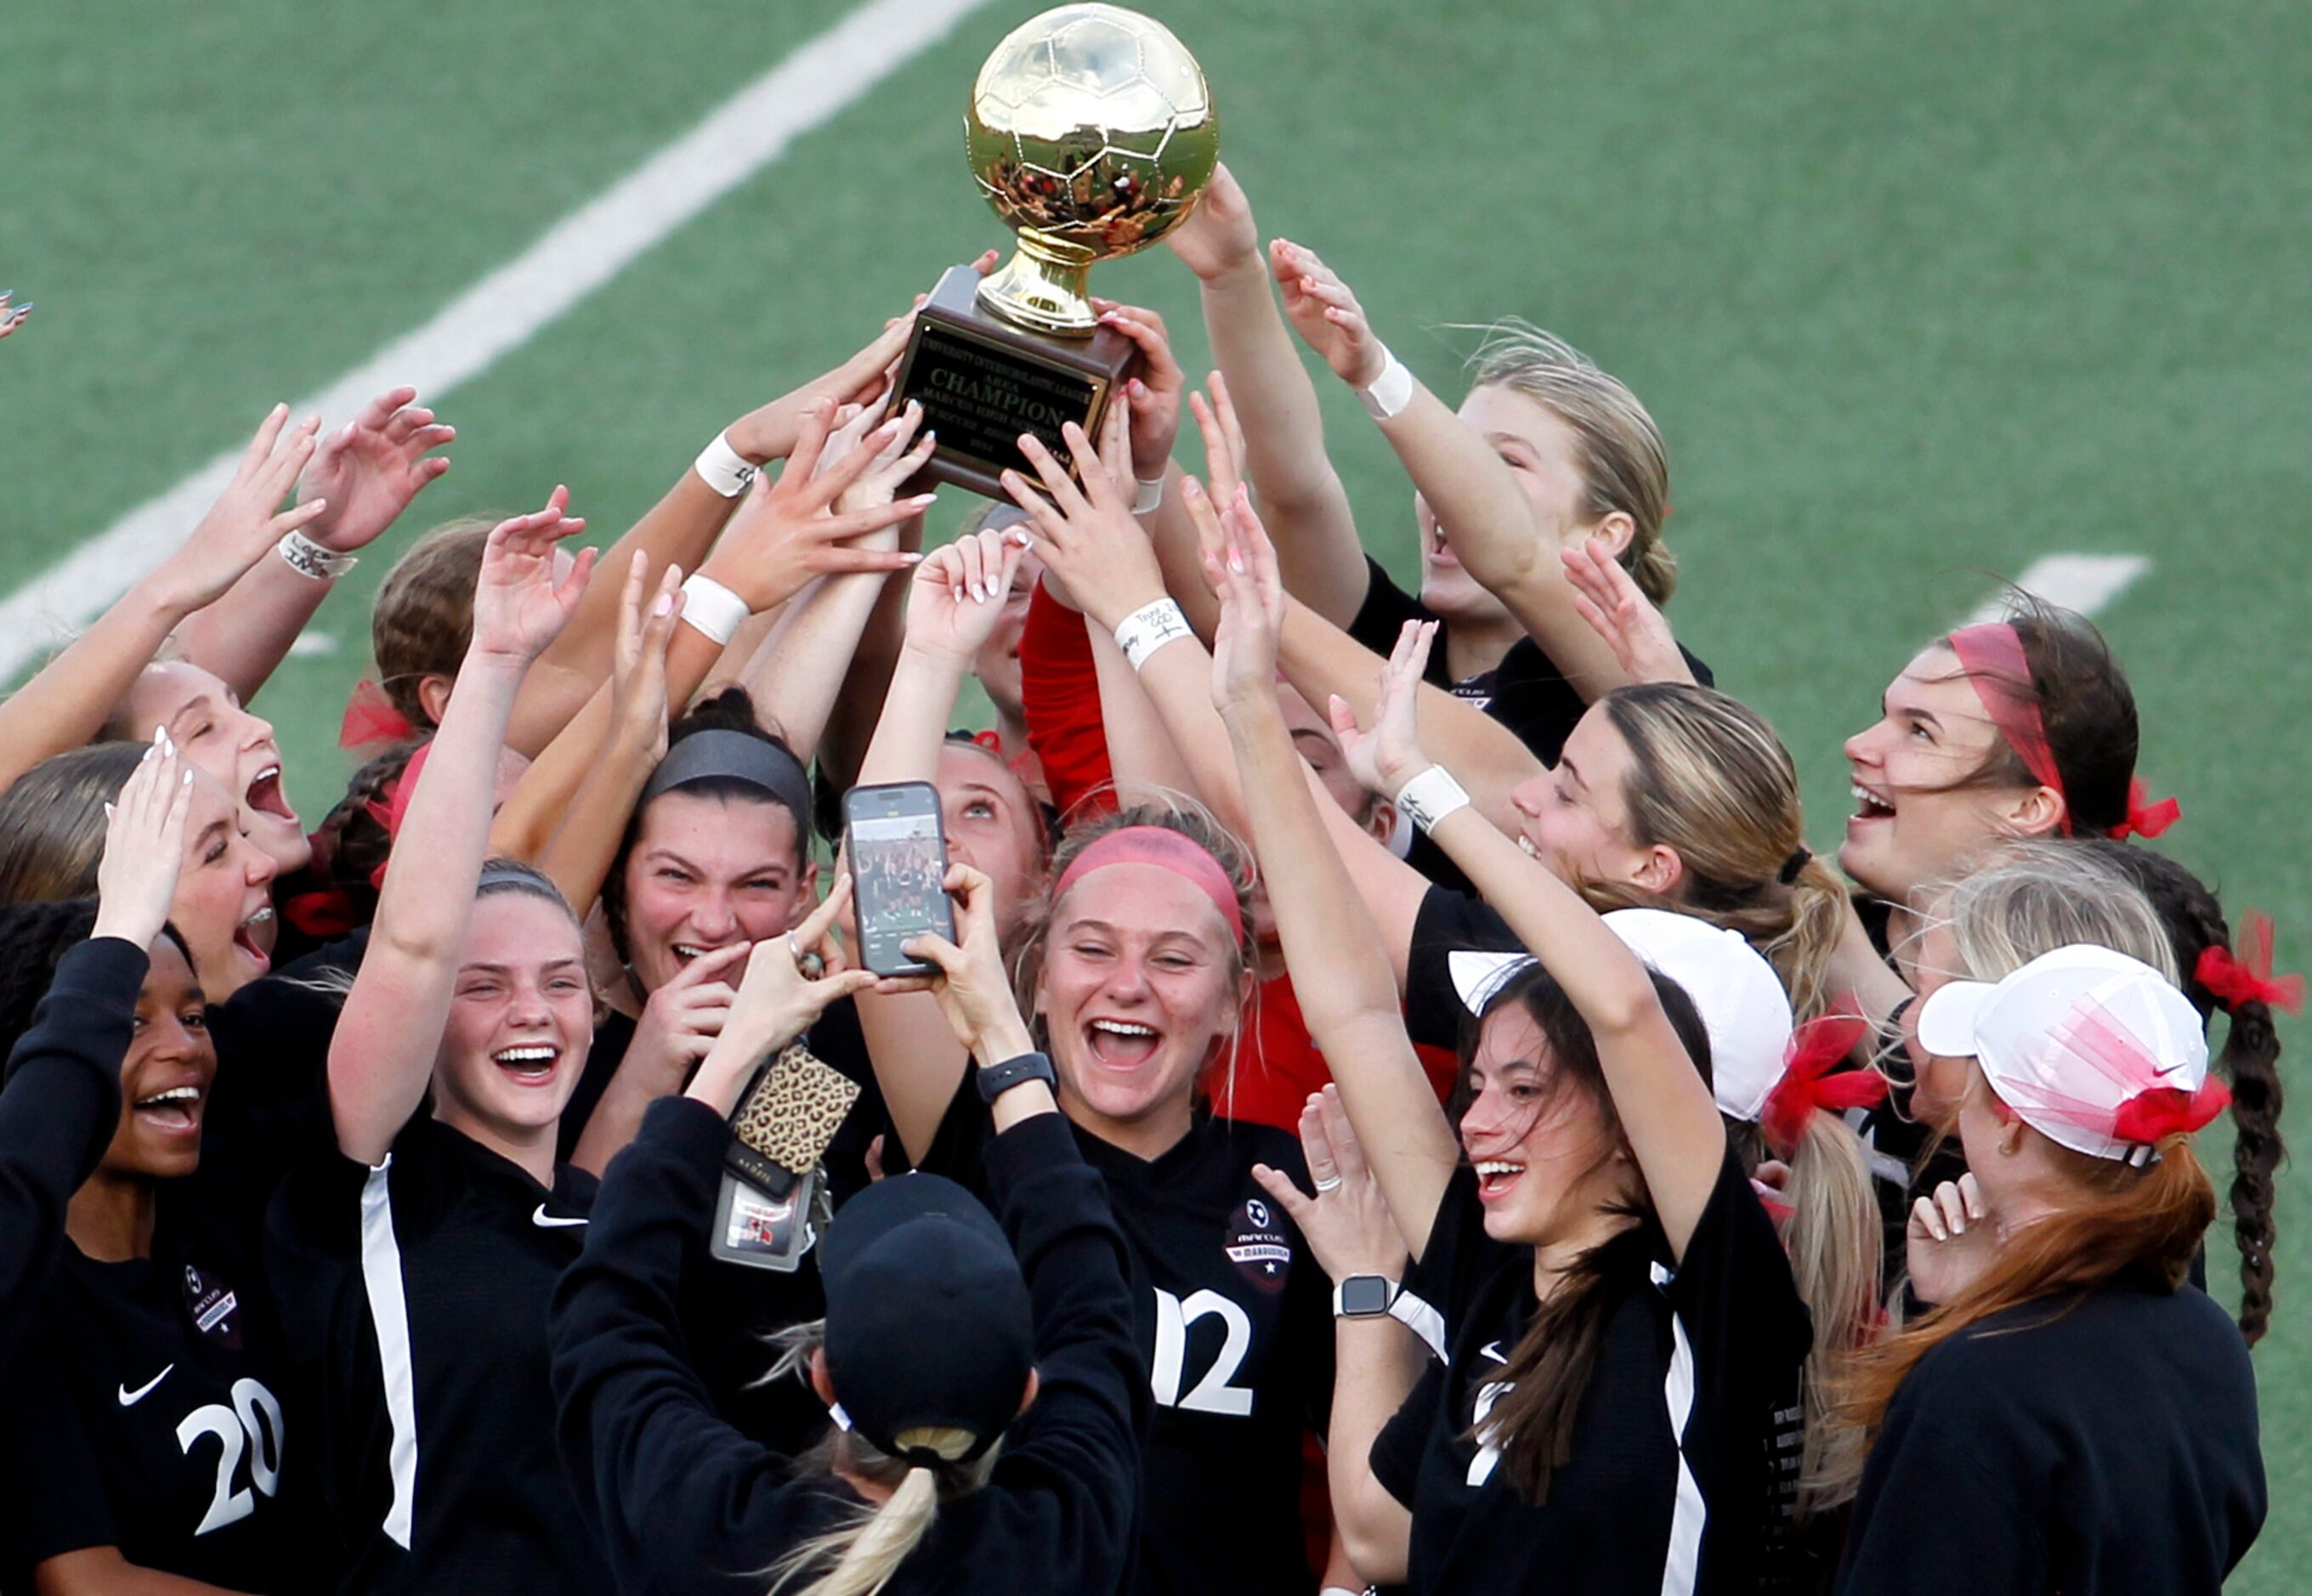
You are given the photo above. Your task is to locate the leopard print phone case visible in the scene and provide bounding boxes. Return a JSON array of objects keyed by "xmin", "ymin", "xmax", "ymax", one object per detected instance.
[{"xmin": 724, "ymin": 1042, "xmax": 860, "ymax": 1197}]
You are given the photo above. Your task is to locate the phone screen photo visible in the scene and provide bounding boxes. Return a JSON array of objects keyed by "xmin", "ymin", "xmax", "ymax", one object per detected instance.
[{"xmin": 843, "ymin": 781, "xmax": 955, "ymax": 977}]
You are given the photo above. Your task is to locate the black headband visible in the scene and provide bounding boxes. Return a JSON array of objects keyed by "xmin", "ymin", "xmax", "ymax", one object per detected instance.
[{"xmin": 639, "ymin": 729, "xmax": 813, "ymax": 828}]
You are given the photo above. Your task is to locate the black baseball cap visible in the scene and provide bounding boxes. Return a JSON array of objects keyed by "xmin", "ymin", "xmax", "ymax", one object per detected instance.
[{"xmin": 819, "ymin": 1172, "xmax": 1034, "ymax": 1464}]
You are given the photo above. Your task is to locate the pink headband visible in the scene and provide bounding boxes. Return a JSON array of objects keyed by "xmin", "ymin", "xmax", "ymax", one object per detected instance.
[
  {"xmin": 1946, "ymin": 622, "xmax": 2070, "ymax": 835},
  {"xmin": 1054, "ymin": 826, "xmax": 1245, "ymax": 946}
]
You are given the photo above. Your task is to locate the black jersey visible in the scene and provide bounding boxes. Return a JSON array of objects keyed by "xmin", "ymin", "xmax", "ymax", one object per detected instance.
[
  {"xmin": 0, "ymin": 937, "xmax": 136, "ymax": 1364},
  {"xmin": 551, "ymin": 1098, "xmax": 1148, "ymax": 1596},
  {"xmin": 1403, "ymin": 884, "xmax": 1522, "ymax": 1053},
  {"xmin": 1349, "ymin": 557, "xmax": 1715, "ymax": 892},
  {"xmin": 1834, "ymin": 1281, "xmax": 2264, "ymax": 1595},
  {"xmin": 1371, "ymin": 1152, "xmax": 1810, "ymax": 1596},
  {"xmin": 0, "ymin": 1197, "xmax": 302, "ymax": 1592},
  {"xmin": 0, "ymin": 937, "xmax": 309, "ymax": 1591},
  {"xmin": 922, "ymin": 1071, "xmax": 1334, "ymax": 1596},
  {"xmin": 265, "ymin": 1111, "xmax": 611, "ymax": 1594}
]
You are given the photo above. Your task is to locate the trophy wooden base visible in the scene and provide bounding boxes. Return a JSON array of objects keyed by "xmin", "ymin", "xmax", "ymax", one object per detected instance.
[{"xmin": 889, "ymin": 264, "xmax": 1140, "ymax": 499}]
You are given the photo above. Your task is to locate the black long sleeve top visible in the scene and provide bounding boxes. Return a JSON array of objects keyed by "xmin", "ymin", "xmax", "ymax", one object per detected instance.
[
  {"xmin": 0, "ymin": 937, "xmax": 140, "ymax": 1362},
  {"xmin": 549, "ymin": 1095, "xmax": 1148, "ymax": 1596}
]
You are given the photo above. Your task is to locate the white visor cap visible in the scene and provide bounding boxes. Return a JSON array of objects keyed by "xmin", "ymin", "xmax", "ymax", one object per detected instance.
[
  {"xmin": 1447, "ymin": 909, "xmax": 1794, "ymax": 1122},
  {"xmin": 1914, "ymin": 943, "xmax": 2211, "ymax": 1163}
]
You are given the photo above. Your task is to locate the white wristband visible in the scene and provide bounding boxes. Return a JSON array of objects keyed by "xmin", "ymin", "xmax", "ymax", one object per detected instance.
[
  {"xmin": 278, "ymin": 529, "xmax": 355, "ymax": 582},
  {"xmin": 1131, "ymin": 476, "xmax": 1164, "ymax": 515},
  {"xmin": 1393, "ymin": 765, "xmax": 1470, "ymax": 832},
  {"xmin": 1357, "ymin": 346, "xmax": 1414, "ymax": 421},
  {"xmin": 693, "ymin": 430, "xmax": 759, "ymax": 498},
  {"xmin": 1112, "ymin": 597, "xmax": 1193, "ymax": 672},
  {"xmin": 678, "ymin": 574, "xmax": 750, "ymax": 647}
]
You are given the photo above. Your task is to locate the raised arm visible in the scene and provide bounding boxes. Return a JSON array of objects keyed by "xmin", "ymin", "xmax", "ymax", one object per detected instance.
[
  {"xmin": 330, "ymin": 490, "xmax": 593, "ymax": 1165},
  {"xmin": 1204, "ymin": 486, "xmax": 1461, "ymax": 1250},
  {"xmin": 178, "ymin": 387, "xmax": 453, "ymax": 702},
  {"xmin": 0, "ymin": 405, "xmax": 323, "ymax": 795},
  {"xmin": 1272, "ymin": 241, "xmax": 1630, "ymax": 701},
  {"xmin": 1164, "ymin": 164, "xmax": 1368, "ymax": 623},
  {"xmin": 1347, "ymin": 624, "xmax": 1725, "ymax": 1256},
  {"xmin": 1011, "ymin": 410, "xmax": 1435, "ymax": 989},
  {"xmin": 850, "ymin": 525, "xmax": 1030, "ymax": 1163},
  {"xmin": 489, "ymin": 403, "xmax": 926, "ymax": 863},
  {"xmin": 0, "ymin": 746, "xmax": 190, "ymax": 1361}
]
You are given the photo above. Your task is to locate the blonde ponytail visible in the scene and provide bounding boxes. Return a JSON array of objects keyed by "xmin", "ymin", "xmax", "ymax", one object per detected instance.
[
  {"xmin": 1782, "ymin": 1111, "xmax": 1883, "ymax": 1512},
  {"xmin": 764, "ymin": 1424, "xmax": 998, "ymax": 1596}
]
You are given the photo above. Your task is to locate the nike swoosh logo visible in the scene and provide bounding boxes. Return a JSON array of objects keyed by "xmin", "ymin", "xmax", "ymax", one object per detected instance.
[
  {"xmin": 118, "ymin": 1365, "xmax": 175, "ymax": 1406},
  {"xmin": 531, "ymin": 1205, "xmax": 587, "ymax": 1229},
  {"xmin": 1479, "ymin": 1341, "xmax": 1508, "ymax": 1366}
]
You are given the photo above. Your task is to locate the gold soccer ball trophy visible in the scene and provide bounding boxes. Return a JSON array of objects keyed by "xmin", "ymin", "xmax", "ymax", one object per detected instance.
[{"xmin": 890, "ymin": 4, "xmax": 1220, "ymax": 495}]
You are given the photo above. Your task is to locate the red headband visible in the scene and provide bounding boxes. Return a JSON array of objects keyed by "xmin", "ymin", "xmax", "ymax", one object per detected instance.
[
  {"xmin": 2196, "ymin": 911, "xmax": 2304, "ymax": 1017},
  {"xmin": 1759, "ymin": 1012, "xmax": 1883, "ymax": 1158},
  {"xmin": 1054, "ymin": 826, "xmax": 1245, "ymax": 946},
  {"xmin": 1946, "ymin": 623, "xmax": 2070, "ymax": 835}
]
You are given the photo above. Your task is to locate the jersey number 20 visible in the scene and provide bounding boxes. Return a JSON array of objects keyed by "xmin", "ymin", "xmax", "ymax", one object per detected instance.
[
  {"xmin": 176, "ymin": 1378, "xmax": 286, "ymax": 1536},
  {"xmin": 1150, "ymin": 1288, "xmax": 1253, "ymax": 1417}
]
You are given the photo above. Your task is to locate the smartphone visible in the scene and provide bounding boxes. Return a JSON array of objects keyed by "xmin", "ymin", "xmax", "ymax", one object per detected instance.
[{"xmin": 842, "ymin": 780, "xmax": 956, "ymax": 978}]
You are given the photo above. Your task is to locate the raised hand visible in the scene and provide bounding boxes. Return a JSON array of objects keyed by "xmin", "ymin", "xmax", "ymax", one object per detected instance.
[
  {"xmin": 93, "ymin": 733, "xmax": 197, "ymax": 950},
  {"xmin": 152, "ymin": 404, "xmax": 329, "ymax": 611},
  {"xmin": 1164, "ymin": 161, "xmax": 1260, "ymax": 283},
  {"xmin": 1329, "ymin": 618, "xmax": 1438, "ymax": 800},
  {"xmin": 725, "ymin": 262, "xmax": 996, "ymax": 464},
  {"xmin": 297, "ymin": 386, "xmax": 455, "ymax": 553},
  {"xmin": 834, "ymin": 400, "xmax": 938, "ymax": 517},
  {"xmin": 610, "ymin": 550, "xmax": 685, "ymax": 761},
  {"xmin": 625, "ymin": 942, "xmax": 747, "ymax": 1091},
  {"xmin": 1270, "ymin": 239, "xmax": 1386, "ymax": 390},
  {"xmin": 1561, "ymin": 536, "xmax": 1695, "ymax": 686},
  {"xmin": 1186, "ymin": 370, "xmax": 1249, "ymax": 510},
  {"xmin": 697, "ymin": 400, "xmax": 931, "ymax": 614},
  {"xmin": 902, "ymin": 862, "xmax": 1031, "ymax": 1059},
  {"xmin": 717, "ymin": 877, "xmax": 880, "ymax": 1061},
  {"xmin": 1089, "ymin": 301, "xmax": 1185, "ymax": 484},
  {"xmin": 1252, "ymin": 1085, "xmax": 1410, "ymax": 1284},
  {"xmin": 0, "ymin": 291, "xmax": 30, "ymax": 340},
  {"xmin": 1000, "ymin": 397, "xmax": 1165, "ymax": 631},
  {"xmin": 901, "ymin": 522, "xmax": 1032, "ymax": 665},
  {"xmin": 468, "ymin": 486, "xmax": 594, "ymax": 664},
  {"xmin": 1907, "ymin": 1173, "xmax": 1997, "ymax": 1306},
  {"xmin": 1191, "ymin": 477, "xmax": 1284, "ymax": 713}
]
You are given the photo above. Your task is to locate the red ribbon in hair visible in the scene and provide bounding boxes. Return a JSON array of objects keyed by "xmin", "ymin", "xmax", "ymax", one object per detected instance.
[
  {"xmin": 340, "ymin": 678, "xmax": 416, "ymax": 750},
  {"xmin": 1945, "ymin": 623, "xmax": 2069, "ymax": 835},
  {"xmin": 2106, "ymin": 778, "xmax": 2181, "ymax": 841},
  {"xmin": 1759, "ymin": 1013, "xmax": 1884, "ymax": 1157},
  {"xmin": 2111, "ymin": 1076, "xmax": 2231, "ymax": 1146},
  {"xmin": 363, "ymin": 743, "xmax": 435, "ymax": 891},
  {"xmin": 2196, "ymin": 911, "xmax": 2304, "ymax": 1016}
]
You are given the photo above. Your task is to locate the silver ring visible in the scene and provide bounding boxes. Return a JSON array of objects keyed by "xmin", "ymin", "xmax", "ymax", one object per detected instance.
[
  {"xmin": 1312, "ymin": 1174, "xmax": 1343, "ymax": 1194},
  {"xmin": 789, "ymin": 933, "xmax": 824, "ymax": 981}
]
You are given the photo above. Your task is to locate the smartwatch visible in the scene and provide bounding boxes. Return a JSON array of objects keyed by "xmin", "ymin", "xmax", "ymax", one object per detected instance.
[
  {"xmin": 1332, "ymin": 1275, "xmax": 1398, "ymax": 1319},
  {"xmin": 976, "ymin": 1050, "xmax": 1057, "ymax": 1105}
]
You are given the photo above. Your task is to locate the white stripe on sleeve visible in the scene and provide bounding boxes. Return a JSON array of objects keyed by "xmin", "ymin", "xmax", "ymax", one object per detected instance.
[{"xmin": 359, "ymin": 1158, "xmax": 421, "ymax": 1550}]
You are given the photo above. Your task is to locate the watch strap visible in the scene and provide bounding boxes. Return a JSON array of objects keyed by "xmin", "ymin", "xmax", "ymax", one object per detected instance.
[{"xmin": 975, "ymin": 1050, "xmax": 1057, "ymax": 1105}]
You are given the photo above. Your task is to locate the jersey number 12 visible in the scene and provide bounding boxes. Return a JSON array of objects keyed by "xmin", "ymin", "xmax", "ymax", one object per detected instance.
[{"xmin": 1150, "ymin": 1288, "xmax": 1254, "ymax": 1417}]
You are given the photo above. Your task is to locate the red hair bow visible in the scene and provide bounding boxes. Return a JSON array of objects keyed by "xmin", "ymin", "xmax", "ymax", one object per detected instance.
[
  {"xmin": 340, "ymin": 678, "xmax": 416, "ymax": 750},
  {"xmin": 2196, "ymin": 911, "xmax": 2304, "ymax": 1017},
  {"xmin": 2111, "ymin": 1076, "xmax": 2231, "ymax": 1146},
  {"xmin": 1760, "ymin": 1013, "xmax": 1883, "ymax": 1157},
  {"xmin": 2106, "ymin": 778, "xmax": 2180, "ymax": 841}
]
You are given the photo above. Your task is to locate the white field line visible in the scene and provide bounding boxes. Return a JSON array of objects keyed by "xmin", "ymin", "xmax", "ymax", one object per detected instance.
[
  {"xmin": 0, "ymin": 0, "xmax": 995, "ymax": 681},
  {"xmin": 1959, "ymin": 553, "xmax": 2150, "ymax": 627}
]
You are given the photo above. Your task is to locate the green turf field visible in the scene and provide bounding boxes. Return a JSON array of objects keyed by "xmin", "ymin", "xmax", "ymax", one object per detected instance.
[{"xmin": 4, "ymin": 0, "xmax": 2304, "ymax": 1581}]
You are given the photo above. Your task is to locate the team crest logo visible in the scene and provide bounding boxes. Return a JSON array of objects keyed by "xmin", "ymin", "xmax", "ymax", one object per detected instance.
[
  {"xmin": 1223, "ymin": 1197, "xmax": 1291, "ymax": 1293},
  {"xmin": 182, "ymin": 1265, "xmax": 243, "ymax": 1349}
]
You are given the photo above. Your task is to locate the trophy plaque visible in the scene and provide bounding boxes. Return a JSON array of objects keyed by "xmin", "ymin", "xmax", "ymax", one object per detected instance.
[{"xmin": 891, "ymin": 3, "xmax": 1220, "ymax": 496}]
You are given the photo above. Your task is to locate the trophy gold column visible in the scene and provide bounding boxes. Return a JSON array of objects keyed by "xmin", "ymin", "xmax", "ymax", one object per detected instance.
[{"xmin": 889, "ymin": 4, "xmax": 1220, "ymax": 496}]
